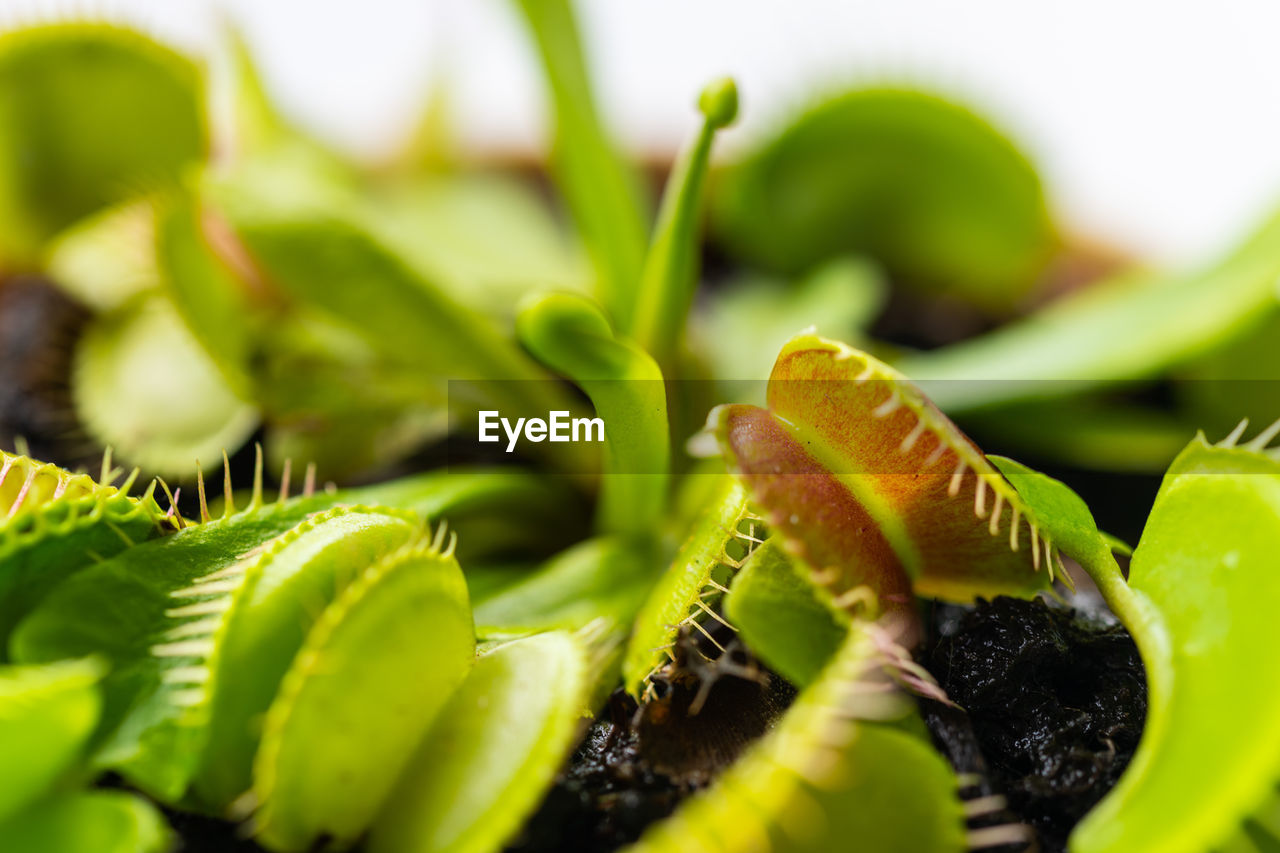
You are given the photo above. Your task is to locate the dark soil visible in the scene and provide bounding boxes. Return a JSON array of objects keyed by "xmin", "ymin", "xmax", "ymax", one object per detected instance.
[
  {"xmin": 160, "ymin": 809, "xmax": 266, "ymax": 853},
  {"xmin": 0, "ymin": 276, "xmax": 91, "ymax": 465},
  {"xmin": 920, "ymin": 596, "xmax": 1147, "ymax": 853}
]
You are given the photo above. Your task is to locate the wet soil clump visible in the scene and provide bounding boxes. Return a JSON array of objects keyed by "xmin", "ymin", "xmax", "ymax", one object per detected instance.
[{"xmin": 920, "ymin": 596, "xmax": 1147, "ymax": 853}]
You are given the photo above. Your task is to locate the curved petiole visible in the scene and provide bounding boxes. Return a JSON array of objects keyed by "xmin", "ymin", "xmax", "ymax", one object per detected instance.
[{"xmin": 518, "ymin": 292, "xmax": 669, "ymax": 537}]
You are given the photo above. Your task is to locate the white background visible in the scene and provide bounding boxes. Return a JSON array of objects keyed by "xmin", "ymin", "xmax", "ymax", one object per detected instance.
[{"xmin": 9, "ymin": 0, "xmax": 1280, "ymax": 263}]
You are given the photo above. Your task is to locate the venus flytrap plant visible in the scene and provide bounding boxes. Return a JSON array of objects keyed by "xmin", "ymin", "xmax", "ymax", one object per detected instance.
[
  {"xmin": 8, "ymin": 457, "xmax": 562, "ymax": 804},
  {"xmin": 189, "ymin": 505, "xmax": 422, "ymax": 809},
  {"xmin": 630, "ymin": 78, "xmax": 739, "ymax": 367},
  {"xmin": 517, "ymin": 292, "xmax": 669, "ymax": 536},
  {"xmin": 248, "ymin": 532, "xmax": 474, "ymax": 851},
  {"xmin": 363, "ymin": 538, "xmax": 651, "ymax": 853},
  {"xmin": 0, "ymin": 449, "xmax": 166, "ymax": 654},
  {"xmin": 707, "ymin": 333, "xmax": 1061, "ymax": 639},
  {"xmin": 618, "ymin": 332, "xmax": 1168, "ymax": 853},
  {"xmin": 273, "ymin": 527, "xmax": 644, "ymax": 853},
  {"xmin": 10, "ymin": 494, "xmax": 390, "ymax": 799},
  {"xmin": 10, "ymin": 11, "xmax": 1280, "ymax": 853},
  {"xmin": 347, "ymin": 526, "xmax": 631, "ymax": 841}
]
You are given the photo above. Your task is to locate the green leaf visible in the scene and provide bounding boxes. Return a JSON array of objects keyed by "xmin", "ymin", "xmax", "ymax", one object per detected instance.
[
  {"xmin": 264, "ymin": 404, "xmax": 449, "ymax": 484},
  {"xmin": 473, "ymin": 537, "xmax": 651, "ymax": 639},
  {"xmin": 897, "ymin": 204, "xmax": 1280, "ymax": 413},
  {"xmin": 251, "ymin": 537, "xmax": 474, "ymax": 851},
  {"xmin": 1176, "ymin": 310, "xmax": 1280, "ymax": 437},
  {"xmin": 509, "ymin": 0, "xmax": 649, "ymax": 326},
  {"xmin": 343, "ymin": 468, "xmax": 590, "ymax": 563},
  {"xmin": 0, "ymin": 658, "xmax": 103, "ymax": 823},
  {"xmin": 71, "ymin": 294, "xmax": 260, "ymax": 477},
  {"xmin": 1071, "ymin": 428, "xmax": 1280, "ymax": 853},
  {"xmin": 368, "ymin": 631, "xmax": 588, "ymax": 853},
  {"xmin": 222, "ymin": 26, "xmax": 295, "ymax": 157},
  {"xmin": 723, "ymin": 539, "xmax": 849, "ymax": 689},
  {"xmin": 154, "ymin": 191, "xmax": 257, "ymax": 396},
  {"xmin": 961, "ymin": 399, "xmax": 1193, "ymax": 473},
  {"xmin": 370, "ymin": 173, "xmax": 591, "ymax": 320},
  {"xmin": 712, "ymin": 88, "xmax": 1055, "ymax": 313},
  {"xmin": 0, "ymin": 790, "xmax": 170, "ymax": 853},
  {"xmin": 43, "ymin": 201, "xmax": 159, "ymax": 312},
  {"xmin": 0, "ymin": 23, "xmax": 205, "ymax": 266},
  {"xmin": 988, "ymin": 454, "xmax": 1118, "ymax": 579},
  {"xmin": 210, "ymin": 160, "xmax": 580, "ymax": 442},
  {"xmin": 462, "ymin": 562, "xmax": 536, "ymax": 605}
]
